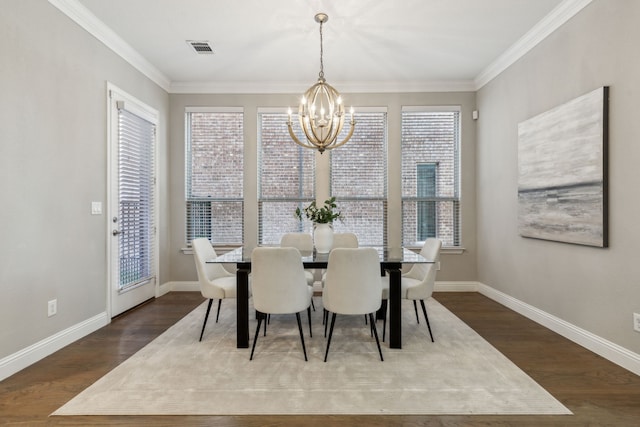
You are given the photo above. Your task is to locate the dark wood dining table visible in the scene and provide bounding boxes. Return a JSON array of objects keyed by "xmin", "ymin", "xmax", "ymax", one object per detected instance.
[{"xmin": 208, "ymin": 246, "xmax": 432, "ymax": 349}]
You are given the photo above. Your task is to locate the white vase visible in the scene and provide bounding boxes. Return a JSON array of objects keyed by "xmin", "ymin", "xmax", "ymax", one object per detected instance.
[{"xmin": 313, "ymin": 223, "xmax": 333, "ymax": 253}]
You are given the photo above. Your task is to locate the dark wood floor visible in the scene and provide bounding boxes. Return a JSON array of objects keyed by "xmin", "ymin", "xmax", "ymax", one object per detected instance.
[{"xmin": 2, "ymin": 292, "xmax": 640, "ymax": 426}]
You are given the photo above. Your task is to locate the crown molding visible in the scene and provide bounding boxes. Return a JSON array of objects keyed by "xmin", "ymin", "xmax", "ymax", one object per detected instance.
[
  {"xmin": 49, "ymin": 0, "xmax": 591, "ymax": 95},
  {"xmin": 48, "ymin": 0, "xmax": 171, "ymax": 91},
  {"xmin": 474, "ymin": 0, "xmax": 594, "ymax": 90},
  {"xmin": 169, "ymin": 79, "xmax": 477, "ymax": 95}
]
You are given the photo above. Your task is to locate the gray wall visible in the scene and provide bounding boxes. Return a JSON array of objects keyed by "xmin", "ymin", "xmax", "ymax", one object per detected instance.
[
  {"xmin": 476, "ymin": 0, "xmax": 640, "ymax": 353},
  {"xmin": 0, "ymin": 1, "xmax": 169, "ymax": 359},
  {"xmin": 168, "ymin": 92, "xmax": 478, "ymax": 283}
]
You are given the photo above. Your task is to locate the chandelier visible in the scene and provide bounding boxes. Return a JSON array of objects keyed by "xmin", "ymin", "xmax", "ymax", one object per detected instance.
[{"xmin": 287, "ymin": 13, "xmax": 355, "ymax": 154}]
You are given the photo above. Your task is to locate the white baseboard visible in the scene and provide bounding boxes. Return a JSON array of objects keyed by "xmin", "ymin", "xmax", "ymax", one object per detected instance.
[
  {"xmin": 477, "ymin": 283, "xmax": 640, "ymax": 377},
  {"xmin": 435, "ymin": 281, "xmax": 480, "ymax": 292},
  {"xmin": 1, "ymin": 282, "xmax": 198, "ymax": 381},
  {"xmin": 161, "ymin": 281, "xmax": 200, "ymax": 292},
  {"xmin": 5, "ymin": 280, "xmax": 638, "ymax": 382},
  {"xmin": 0, "ymin": 312, "xmax": 109, "ymax": 382}
]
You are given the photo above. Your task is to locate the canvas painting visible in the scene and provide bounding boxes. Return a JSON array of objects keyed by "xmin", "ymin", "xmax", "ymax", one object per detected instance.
[{"xmin": 517, "ymin": 86, "xmax": 608, "ymax": 247}]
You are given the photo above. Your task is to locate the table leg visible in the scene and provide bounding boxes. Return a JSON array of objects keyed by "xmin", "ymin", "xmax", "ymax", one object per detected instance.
[
  {"xmin": 236, "ymin": 267, "xmax": 250, "ymax": 348},
  {"xmin": 388, "ymin": 266, "xmax": 402, "ymax": 349}
]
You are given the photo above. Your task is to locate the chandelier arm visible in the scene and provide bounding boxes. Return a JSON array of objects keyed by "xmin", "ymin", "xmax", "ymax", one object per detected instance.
[
  {"xmin": 287, "ymin": 122, "xmax": 319, "ymax": 150},
  {"xmin": 298, "ymin": 109, "xmax": 317, "ymax": 143},
  {"xmin": 299, "ymin": 115, "xmax": 321, "ymax": 146},
  {"xmin": 308, "ymin": 118, "xmax": 336, "ymax": 148},
  {"xmin": 330, "ymin": 121, "xmax": 357, "ymax": 150},
  {"xmin": 306, "ymin": 128, "xmax": 324, "ymax": 147}
]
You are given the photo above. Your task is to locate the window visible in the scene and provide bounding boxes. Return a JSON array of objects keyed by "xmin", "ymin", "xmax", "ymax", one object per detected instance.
[
  {"xmin": 417, "ymin": 163, "xmax": 437, "ymax": 240},
  {"xmin": 117, "ymin": 106, "xmax": 156, "ymax": 289},
  {"xmin": 258, "ymin": 109, "xmax": 315, "ymax": 244},
  {"xmin": 402, "ymin": 107, "xmax": 460, "ymax": 247},
  {"xmin": 185, "ymin": 108, "xmax": 243, "ymax": 245},
  {"xmin": 331, "ymin": 110, "xmax": 387, "ymax": 246}
]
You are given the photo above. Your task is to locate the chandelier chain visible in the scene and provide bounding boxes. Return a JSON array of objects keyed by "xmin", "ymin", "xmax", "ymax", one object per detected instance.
[{"xmin": 318, "ymin": 19, "xmax": 324, "ymax": 80}]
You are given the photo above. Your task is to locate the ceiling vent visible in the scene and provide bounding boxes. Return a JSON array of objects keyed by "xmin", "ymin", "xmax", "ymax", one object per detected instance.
[{"xmin": 187, "ymin": 40, "xmax": 214, "ymax": 54}]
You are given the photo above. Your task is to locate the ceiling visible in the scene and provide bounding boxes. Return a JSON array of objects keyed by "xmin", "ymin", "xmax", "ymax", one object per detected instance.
[{"xmin": 55, "ymin": 0, "xmax": 586, "ymax": 93}]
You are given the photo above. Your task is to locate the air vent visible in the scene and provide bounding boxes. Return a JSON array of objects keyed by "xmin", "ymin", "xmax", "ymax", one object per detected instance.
[{"xmin": 187, "ymin": 40, "xmax": 214, "ymax": 54}]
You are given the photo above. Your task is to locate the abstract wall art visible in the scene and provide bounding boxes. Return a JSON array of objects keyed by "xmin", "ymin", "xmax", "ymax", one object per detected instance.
[{"xmin": 517, "ymin": 86, "xmax": 609, "ymax": 247}]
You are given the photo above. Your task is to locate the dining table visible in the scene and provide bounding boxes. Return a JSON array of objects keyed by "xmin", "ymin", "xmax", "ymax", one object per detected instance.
[{"xmin": 208, "ymin": 246, "xmax": 432, "ymax": 349}]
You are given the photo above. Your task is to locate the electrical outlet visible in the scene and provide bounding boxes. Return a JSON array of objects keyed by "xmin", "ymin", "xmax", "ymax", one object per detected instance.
[
  {"xmin": 634, "ymin": 313, "xmax": 640, "ymax": 332},
  {"xmin": 48, "ymin": 299, "xmax": 57, "ymax": 317}
]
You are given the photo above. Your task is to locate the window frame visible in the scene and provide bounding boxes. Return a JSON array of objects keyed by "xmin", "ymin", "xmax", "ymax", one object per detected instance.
[
  {"xmin": 330, "ymin": 107, "xmax": 388, "ymax": 246},
  {"xmin": 184, "ymin": 106, "xmax": 244, "ymax": 246},
  {"xmin": 401, "ymin": 105, "xmax": 461, "ymax": 248},
  {"xmin": 257, "ymin": 107, "xmax": 316, "ymax": 245}
]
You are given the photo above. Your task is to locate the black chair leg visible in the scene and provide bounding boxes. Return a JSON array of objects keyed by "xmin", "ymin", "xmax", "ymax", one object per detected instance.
[
  {"xmin": 307, "ymin": 306, "xmax": 313, "ymax": 338},
  {"xmin": 199, "ymin": 299, "xmax": 214, "ymax": 342},
  {"xmin": 263, "ymin": 314, "xmax": 268, "ymax": 336},
  {"xmin": 382, "ymin": 304, "xmax": 387, "ymax": 342},
  {"xmin": 296, "ymin": 312, "xmax": 308, "ymax": 361},
  {"xmin": 419, "ymin": 299, "xmax": 434, "ymax": 342},
  {"xmin": 413, "ymin": 300, "xmax": 420, "ymax": 324},
  {"xmin": 324, "ymin": 313, "xmax": 337, "ymax": 362},
  {"xmin": 215, "ymin": 299, "xmax": 222, "ymax": 323},
  {"xmin": 311, "ymin": 298, "xmax": 316, "ymax": 311},
  {"xmin": 369, "ymin": 313, "xmax": 384, "ymax": 361},
  {"xmin": 324, "ymin": 310, "xmax": 329, "ymax": 337},
  {"xmin": 250, "ymin": 312, "xmax": 264, "ymax": 360}
]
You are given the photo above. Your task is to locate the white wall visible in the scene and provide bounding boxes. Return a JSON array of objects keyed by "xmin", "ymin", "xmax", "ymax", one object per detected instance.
[
  {"xmin": 0, "ymin": 0, "xmax": 169, "ymax": 361},
  {"xmin": 476, "ymin": 0, "xmax": 640, "ymax": 353}
]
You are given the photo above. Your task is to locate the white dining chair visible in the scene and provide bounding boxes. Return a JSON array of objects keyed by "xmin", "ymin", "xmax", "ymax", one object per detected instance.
[
  {"xmin": 280, "ymin": 232, "xmax": 316, "ymax": 310},
  {"xmin": 322, "ymin": 247, "xmax": 384, "ymax": 362},
  {"xmin": 320, "ymin": 232, "xmax": 359, "ymax": 326},
  {"xmin": 381, "ymin": 238, "xmax": 442, "ymax": 342},
  {"xmin": 192, "ymin": 238, "xmax": 241, "ymax": 341},
  {"xmin": 250, "ymin": 247, "xmax": 313, "ymax": 361}
]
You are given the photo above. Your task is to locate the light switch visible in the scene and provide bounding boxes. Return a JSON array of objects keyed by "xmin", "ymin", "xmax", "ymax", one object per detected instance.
[{"xmin": 91, "ymin": 201, "xmax": 102, "ymax": 215}]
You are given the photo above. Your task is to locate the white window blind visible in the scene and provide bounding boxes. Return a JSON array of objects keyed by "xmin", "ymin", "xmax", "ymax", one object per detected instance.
[
  {"xmin": 401, "ymin": 108, "xmax": 460, "ymax": 247},
  {"xmin": 118, "ymin": 107, "xmax": 155, "ymax": 289},
  {"xmin": 330, "ymin": 110, "xmax": 387, "ymax": 246},
  {"xmin": 258, "ymin": 110, "xmax": 315, "ymax": 244},
  {"xmin": 185, "ymin": 109, "xmax": 244, "ymax": 245}
]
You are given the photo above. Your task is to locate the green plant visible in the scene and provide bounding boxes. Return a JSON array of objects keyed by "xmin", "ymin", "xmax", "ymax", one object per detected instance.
[{"xmin": 294, "ymin": 197, "xmax": 342, "ymax": 224}]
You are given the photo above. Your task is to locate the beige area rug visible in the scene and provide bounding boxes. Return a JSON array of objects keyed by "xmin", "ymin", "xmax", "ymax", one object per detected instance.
[{"xmin": 53, "ymin": 298, "xmax": 571, "ymax": 416}]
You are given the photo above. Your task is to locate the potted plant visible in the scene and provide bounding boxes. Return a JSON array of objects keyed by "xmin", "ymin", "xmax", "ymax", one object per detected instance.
[
  {"xmin": 294, "ymin": 196, "xmax": 342, "ymax": 224},
  {"xmin": 295, "ymin": 197, "xmax": 342, "ymax": 253}
]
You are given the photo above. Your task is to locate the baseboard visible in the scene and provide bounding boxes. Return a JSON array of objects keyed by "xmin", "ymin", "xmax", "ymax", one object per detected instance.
[
  {"xmin": 5, "ymin": 280, "xmax": 638, "ymax": 382},
  {"xmin": 160, "ymin": 281, "xmax": 200, "ymax": 293},
  {"xmin": 1, "ymin": 281, "xmax": 197, "ymax": 381},
  {"xmin": 435, "ymin": 281, "xmax": 480, "ymax": 292},
  {"xmin": 478, "ymin": 283, "xmax": 640, "ymax": 377},
  {"xmin": 0, "ymin": 312, "xmax": 109, "ymax": 382}
]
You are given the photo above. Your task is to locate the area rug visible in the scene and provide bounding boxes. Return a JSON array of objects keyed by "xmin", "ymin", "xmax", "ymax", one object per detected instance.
[{"xmin": 53, "ymin": 298, "xmax": 571, "ymax": 416}]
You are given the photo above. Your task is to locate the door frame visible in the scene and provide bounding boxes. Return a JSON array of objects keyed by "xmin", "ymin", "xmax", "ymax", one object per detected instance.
[{"xmin": 106, "ymin": 82, "xmax": 160, "ymax": 318}]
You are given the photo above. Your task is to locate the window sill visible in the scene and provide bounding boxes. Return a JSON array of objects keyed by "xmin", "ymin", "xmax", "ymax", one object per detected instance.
[
  {"xmin": 181, "ymin": 245, "xmax": 241, "ymax": 255},
  {"xmin": 183, "ymin": 245, "xmax": 464, "ymax": 255},
  {"xmin": 404, "ymin": 246, "xmax": 465, "ymax": 255}
]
